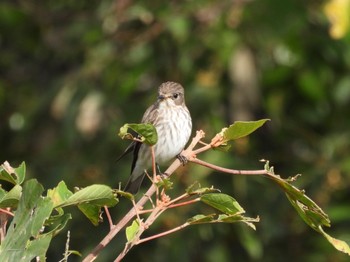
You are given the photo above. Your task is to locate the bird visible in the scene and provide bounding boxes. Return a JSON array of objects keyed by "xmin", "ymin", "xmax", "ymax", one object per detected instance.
[{"xmin": 118, "ymin": 82, "xmax": 192, "ymax": 194}]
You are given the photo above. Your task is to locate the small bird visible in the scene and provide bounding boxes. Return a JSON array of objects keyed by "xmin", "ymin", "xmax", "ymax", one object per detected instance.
[{"xmin": 118, "ymin": 82, "xmax": 192, "ymax": 194}]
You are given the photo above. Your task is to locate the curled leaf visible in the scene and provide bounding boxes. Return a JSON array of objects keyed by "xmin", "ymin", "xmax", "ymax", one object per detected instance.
[{"xmin": 118, "ymin": 123, "xmax": 158, "ymax": 145}]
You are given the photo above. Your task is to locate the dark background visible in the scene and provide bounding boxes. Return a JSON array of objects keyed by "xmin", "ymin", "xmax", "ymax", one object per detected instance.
[{"xmin": 1, "ymin": 0, "xmax": 350, "ymax": 261}]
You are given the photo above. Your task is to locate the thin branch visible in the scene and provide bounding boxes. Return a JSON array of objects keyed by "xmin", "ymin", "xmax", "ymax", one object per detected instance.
[
  {"xmin": 190, "ymin": 157, "xmax": 268, "ymax": 176},
  {"xmin": 192, "ymin": 144, "xmax": 211, "ymax": 155},
  {"xmin": 137, "ymin": 222, "xmax": 190, "ymax": 244},
  {"xmin": 166, "ymin": 192, "xmax": 189, "ymax": 206},
  {"xmin": 167, "ymin": 198, "xmax": 200, "ymax": 209}
]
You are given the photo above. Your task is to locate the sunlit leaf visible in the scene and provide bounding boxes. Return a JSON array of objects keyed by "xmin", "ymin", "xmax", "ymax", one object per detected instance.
[
  {"xmin": 126, "ymin": 219, "xmax": 140, "ymax": 242},
  {"xmin": 58, "ymin": 184, "xmax": 118, "ymax": 208},
  {"xmin": 223, "ymin": 119, "xmax": 270, "ymax": 142},
  {"xmin": 0, "ymin": 161, "xmax": 24, "ymax": 185},
  {"xmin": 47, "ymin": 181, "xmax": 73, "ymax": 208}
]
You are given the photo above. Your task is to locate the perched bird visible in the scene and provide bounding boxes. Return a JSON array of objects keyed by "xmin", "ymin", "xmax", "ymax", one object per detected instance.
[{"xmin": 118, "ymin": 82, "xmax": 192, "ymax": 194}]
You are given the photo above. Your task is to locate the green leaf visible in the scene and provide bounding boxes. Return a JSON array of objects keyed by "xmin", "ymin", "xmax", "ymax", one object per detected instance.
[
  {"xmin": 0, "ymin": 179, "xmax": 54, "ymax": 261},
  {"xmin": 0, "ymin": 184, "xmax": 22, "ymax": 208},
  {"xmin": 223, "ymin": 119, "xmax": 270, "ymax": 142},
  {"xmin": 126, "ymin": 219, "xmax": 140, "ymax": 242},
  {"xmin": 58, "ymin": 184, "xmax": 118, "ymax": 208},
  {"xmin": 201, "ymin": 193, "xmax": 244, "ymax": 215},
  {"xmin": 118, "ymin": 123, "xmax": 158, "ymax": 145}
]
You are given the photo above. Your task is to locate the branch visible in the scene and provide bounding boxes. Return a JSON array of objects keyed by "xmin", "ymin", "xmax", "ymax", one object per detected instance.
[
  {"xmin": 137, "ymin": 221, "xmax": 190, "ymax": 244},
  {"xmin": 82, "ymin": 130, "xmax": 205, "ymax": 262},
  {"xmin": 190, "ymin": 157, "xmax": 268, "ymax": 176}
]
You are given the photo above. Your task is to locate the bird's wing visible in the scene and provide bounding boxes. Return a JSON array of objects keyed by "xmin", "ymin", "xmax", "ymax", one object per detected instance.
[
  {"xmin": 141, "ymin": 102, "xmax": 158, "ymax": 123},
  {"xmin": 130, "ymin": 140, "xmax": 142, "ymax": 173},
  {"xmin": 118, "ymin": 102, "xmax": 158, "ymax": 170},
  {"xmin": 116, "ymin": 141, "xmax": 136, "ymax": 162},
  {"xmin": 116, "ymin": 137, "xmax": 142, "ymax": 174}
]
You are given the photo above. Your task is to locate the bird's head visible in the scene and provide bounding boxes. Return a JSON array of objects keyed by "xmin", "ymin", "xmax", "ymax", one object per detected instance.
[{"xmin": 157, "ymin": 81, "xmax": 185, "ymax": 107}]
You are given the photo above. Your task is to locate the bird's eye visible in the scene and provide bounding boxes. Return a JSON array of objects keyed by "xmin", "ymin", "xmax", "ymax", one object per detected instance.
[{"xmin": 173, "ymin": 93, "xmax": 179, "ymax": 99}]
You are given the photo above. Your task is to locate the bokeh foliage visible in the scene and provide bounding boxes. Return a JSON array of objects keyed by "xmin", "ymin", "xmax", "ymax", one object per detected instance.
[{"xmin": 1, "ymin": 0, "xmax": 350, "ymax": 261}]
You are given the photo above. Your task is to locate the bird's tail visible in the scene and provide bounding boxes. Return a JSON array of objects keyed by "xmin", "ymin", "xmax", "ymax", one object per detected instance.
[{"xmin": 124, "ymin": 173, "xmax": 146, "ymax": 194}]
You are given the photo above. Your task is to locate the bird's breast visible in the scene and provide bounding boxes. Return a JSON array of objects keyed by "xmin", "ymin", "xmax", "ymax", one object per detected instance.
[{"xmin": 153, "ymin": 106, "xmax": 192, "ymax": 164}]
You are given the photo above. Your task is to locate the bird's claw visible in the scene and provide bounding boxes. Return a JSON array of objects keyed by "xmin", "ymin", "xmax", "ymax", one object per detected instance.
[{"xmin": 176, "ymin": 153, "xmax": 188, "ymax": 166}]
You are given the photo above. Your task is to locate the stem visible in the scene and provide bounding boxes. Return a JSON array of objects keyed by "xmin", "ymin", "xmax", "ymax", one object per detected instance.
[
  {"xmin": 104, "ymin": 206, "xmax": 114, "ymax": 230},
  {"xmin": 151, "ymin": 145, "xmax": 156, "ymax": 180}
]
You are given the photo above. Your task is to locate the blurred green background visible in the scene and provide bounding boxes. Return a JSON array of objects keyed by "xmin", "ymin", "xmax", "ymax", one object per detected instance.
[{"xmin": 1, "ymin": 0, "xmax": 350, "ymax": 261}]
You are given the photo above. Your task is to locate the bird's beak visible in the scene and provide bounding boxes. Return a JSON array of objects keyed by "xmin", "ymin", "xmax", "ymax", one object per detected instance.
[{"xmin": 158, "ymin": 94, "xmax": 170, "ymax": 100}]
